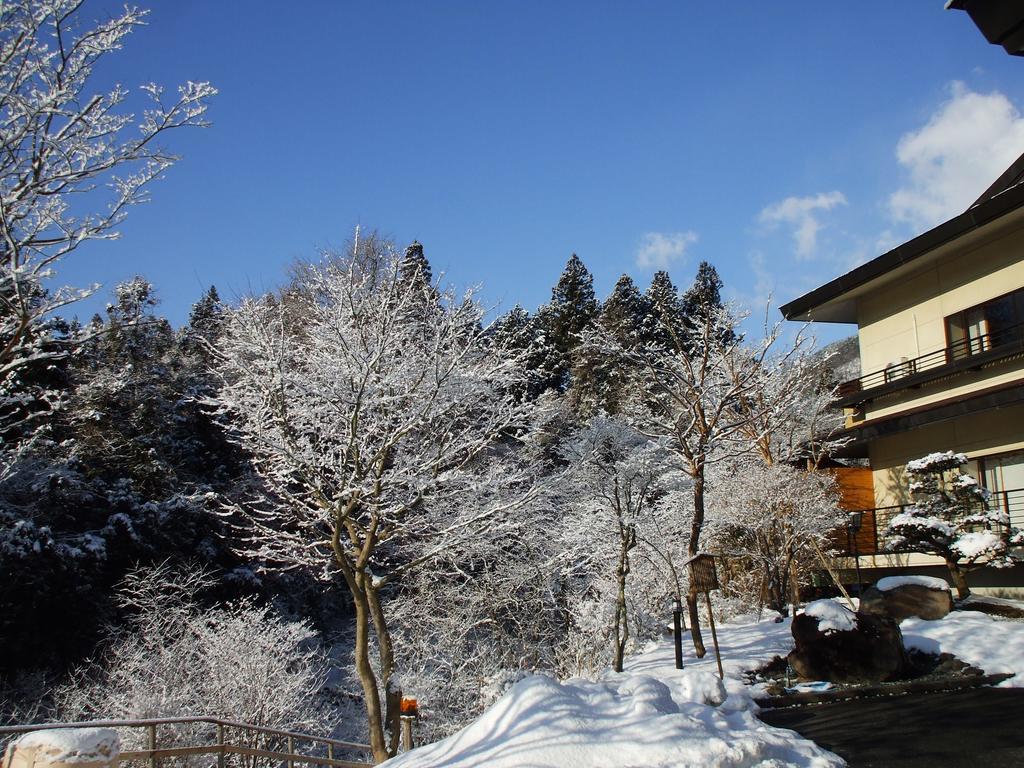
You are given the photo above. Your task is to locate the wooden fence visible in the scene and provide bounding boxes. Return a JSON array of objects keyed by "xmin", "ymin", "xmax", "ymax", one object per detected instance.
[{"xmin": 0, "ymin": 717, "xmax": 373, "ymax": 768}]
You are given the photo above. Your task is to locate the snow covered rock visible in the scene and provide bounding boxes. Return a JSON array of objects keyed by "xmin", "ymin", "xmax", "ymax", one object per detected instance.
[
  {"xmin": 790, "ymin": 600, "xmax": 908, "ymax": 684},
  {"xmin": 860, "ymin": 576, "xmax": 953, "ymax": 622},
  {"xmin": 675, "ymin": 670, "xmax": 728, "ymax": 707},
  {"xmin": 4, "ymin": 729, "xmax": 119, "ymax": 768}
]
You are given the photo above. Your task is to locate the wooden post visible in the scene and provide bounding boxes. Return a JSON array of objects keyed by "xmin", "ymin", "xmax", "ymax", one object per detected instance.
[
  {"xmin": 400, "ymin": 718, "xmax": 414, "ymax": 752},
  {"xmin": 327, "ymin": 742, "xmax": 334, "ymax": 765},
  {"xmin": 287, "ymin": 735, "xmax": 294, "ymax": 768},
  {"xmin": 216, "ymin": 723, "xmax": 225, "ymax": 768},
  {"xmin": 705, "ymin": 592, "xmax": 724, "ymax": 680},
  {"xmin": 147, "ymin": 724, "xmax": 157, "ymax": 768}
]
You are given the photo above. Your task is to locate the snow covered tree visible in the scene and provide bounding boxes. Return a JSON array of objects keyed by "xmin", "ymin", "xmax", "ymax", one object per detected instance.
[
  {"xmin": 0, "ymin": 280, "xmax": 238, "ymax": 677},
  {"xmin": 0, "ymin": 0, "xmax": 215, "ymax": 397},
  {"xmin": 490, "ymin": 306, "xmax": 560, "ymax": 402},
  {"xmin": 210, "ymin": 241, "xmax": 543, "ymax": 762},
  {"xmin": 56, "ymin": 564, "xmax": 328, "ymax": 742},
  {"xmin": 570, "ymin": 275, "xmax": 648, "ymax": 416},
  {"xmin": 707, "ymin": 460, "xmax": 843, "ymax": 614},
  {"xmin": 538, "ymin": 255, "xmax": 599, "ymax": 391},
  {"xmin": 558, "ymin": 415, "xmax": 686, "ymax": 672},
  {"xmin": 641, "ymin": 270, "xmax": 685, "ymax": 350},
  {"xmin": 591, "ymin": 276, "xmax": 804, "ymax": 655},
  {"xmin": 886, "ymin": 451, "xmax": 1023, "ymax": 599}
]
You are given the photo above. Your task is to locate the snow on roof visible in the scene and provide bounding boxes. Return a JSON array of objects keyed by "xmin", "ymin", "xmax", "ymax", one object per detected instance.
[
  {"xmin": 876, "ymin": 575, "xmax": 950, "ymax": 592},
  {"xmin": 802, "ymin": 599, "xmax": 857, "ymax": 634}
]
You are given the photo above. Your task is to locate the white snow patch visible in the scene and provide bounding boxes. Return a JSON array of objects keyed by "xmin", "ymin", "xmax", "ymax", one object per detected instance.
[
  {"xmin": 906, "ymin": 451, "xmax": 967, "ymax": 472},
  {"xmin": 953, "ymin": 530, "xmax": 1001, "ymax": 559},
  {"xmin": 803, "ymin": 600, "xmax": 857, "ymax": 634},
  {"xmin": 876, "ymin": 575, "xmax": 950, "ymax": 592},
  {"xmin": 902, "ymin": 610, "xmax": 1024, "ymax": 686}
]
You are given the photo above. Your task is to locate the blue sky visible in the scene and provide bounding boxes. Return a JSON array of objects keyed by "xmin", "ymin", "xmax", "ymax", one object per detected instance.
[{"xmin": 60, "ymin": 2, "xmax": 1024, "ymax": 343}]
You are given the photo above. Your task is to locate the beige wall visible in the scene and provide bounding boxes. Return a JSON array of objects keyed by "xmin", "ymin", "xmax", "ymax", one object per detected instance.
[
  {"xmin": 868, "ymin": 402, "xmax": 1024, "ymax": 507},
  {"xmin": 855, "ymin": 225, "xmax": 1024, "ymax": 387}
]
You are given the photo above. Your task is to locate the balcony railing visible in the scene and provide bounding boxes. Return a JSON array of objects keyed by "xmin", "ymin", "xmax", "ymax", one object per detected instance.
[
  {"xmin": 836, "ymin": 321, "xmax": 1024, "ymax": 406},
  {"xmin": 834, "ymin": 487, "xmax": 1024, "ymax": 557}
]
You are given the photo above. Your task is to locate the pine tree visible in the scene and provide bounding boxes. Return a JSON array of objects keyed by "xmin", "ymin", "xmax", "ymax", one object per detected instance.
[
  {"xmin": 571, "ymin": 275, "xmax": 647, "ymax": 415},
  {"xmin": 181, "ymin": 286, "xmax": 224, "ymax": 356},
  {"xmin": 399, "ymin": 240, "xmax": 432, "ymax": 287},
  {"xmin": 601, "ymin": 275, "xmax": 648, "ymax": 346},
  {"xmin": 680, "ymin": 261, "xmax": 734, "ymax": 348},
  {"xmin": 491, "ymin": 306, "xmax": 561, "ymax": 400},
  {"xmin": 540, "ymin": 255, "xmax": 599, "ymax": 392},
  {"xmin": 641, "ymin": 270, "xmax": 684, "ymax": 349}
]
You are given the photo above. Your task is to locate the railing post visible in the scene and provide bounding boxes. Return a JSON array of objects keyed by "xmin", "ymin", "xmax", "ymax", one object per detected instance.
[
  {"xmin": 147, "ymin": 724, "xmax": 157, "ymax": 768},
  {"xmin": 287, "ymin": 735, "xmax": 294, "ymax": 768},
  {"xmin": 327, "ymin": 743, "xmax": 334, "ymax": 765},
  {"xmin": 217, "ymin": 723, "xmax": 226, "ymax": 768}
]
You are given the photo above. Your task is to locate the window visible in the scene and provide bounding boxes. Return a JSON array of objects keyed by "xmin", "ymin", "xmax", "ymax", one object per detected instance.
[
  {"xmin": 979, "ymin": 451, "xmax": 1024, "ymax": 529},
  {"xmin": 945, "ymin": 287, "xmax": 1024, "ymax": 361}
]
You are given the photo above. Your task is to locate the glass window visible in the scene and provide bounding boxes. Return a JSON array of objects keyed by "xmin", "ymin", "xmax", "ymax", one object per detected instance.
[{"xmin": 945, "ymin": 287, "xmax": 1024, "ymax": 359}]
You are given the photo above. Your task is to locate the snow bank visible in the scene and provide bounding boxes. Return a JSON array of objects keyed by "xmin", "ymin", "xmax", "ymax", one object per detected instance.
[
  {"xmin": 385, "ymin": 672, "xmax": 841, "ymax": 767},
  {"xmin": 388, "ymin": 614, "xmax": 843, "ymax": 767},
  {"xmin": 802, "ymin": 600, "xmax": 857, "ymax": 634},
  {"xmin": 902, "ymin": 611, "xmax": 1024, "ymax": 687},
  {"xmin": 876, "ymin": 575, "xmax": 950, "ymax": 592}
]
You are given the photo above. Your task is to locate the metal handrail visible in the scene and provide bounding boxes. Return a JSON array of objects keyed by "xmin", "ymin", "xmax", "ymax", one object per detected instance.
[
  {"xmin": 0, "ymin": 716, "xmax": 373, "ymax": 768},
  {"xmin": 837, "ymin": 321, "xmax": 1024, "ymax": 400},
  {"xmin": 836, "ymin": 486, "xmax": 1024, "ymax": 557}
]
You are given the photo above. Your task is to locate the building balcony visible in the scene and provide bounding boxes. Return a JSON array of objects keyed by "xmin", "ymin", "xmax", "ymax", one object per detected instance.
[
  {"xmin": 835, "ymin": 321, "xmax": 1024, "ymax": 408},
  {"xmin": 833, "ymin": 487, "xmax": 1024, "ymax": 558}
]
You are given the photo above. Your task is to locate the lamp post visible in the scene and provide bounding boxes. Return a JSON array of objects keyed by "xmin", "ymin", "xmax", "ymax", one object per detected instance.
[
  {"xmin": 672, "ymin": 597, "xmax": 684, "ymax": 670},
  {"xmin": 847, "ymin": 511, "xmax": 864, "ymax": 596}
]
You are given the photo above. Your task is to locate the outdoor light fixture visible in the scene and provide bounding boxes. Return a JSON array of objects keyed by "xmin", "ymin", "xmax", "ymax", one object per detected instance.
[{"xmin": 399, "ymin": 698, "xmax": 419, "ymax": 752}]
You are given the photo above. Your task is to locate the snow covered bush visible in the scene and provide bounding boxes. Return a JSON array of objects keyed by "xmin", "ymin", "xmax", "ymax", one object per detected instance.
[
  {"xmin": 707, "ymin": 460, "xmax": 844, "ymax": 614},
  {"xmin": 886, "ymin": 451, "xmax": 1023, "ymax": 598},
  {"xmin": 55, "ymin": 564, "xmax": 328, "ymax": 748}
]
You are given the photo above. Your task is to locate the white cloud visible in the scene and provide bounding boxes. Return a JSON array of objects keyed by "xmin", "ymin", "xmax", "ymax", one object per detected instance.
[
  {"xmin": 758, "ymin": 191, "xmax": 847, "ymax": 259},
  {"xmin": 634, "ymin": 231, "xmax": 698, "ymax": 270},
  {"xmin": 888, "ymin": 81, "xmax": 1024, "ymax": 231}
]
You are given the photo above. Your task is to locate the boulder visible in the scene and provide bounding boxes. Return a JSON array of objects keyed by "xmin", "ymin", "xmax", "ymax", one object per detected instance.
[
  {"xmin": 4, "ymin": 729, "xmax": 119, "ymax": 768},
  {"xmin": 788, "ymin": 601, "xmax": 908, "ymax": 684},
  {"xmin": 860, "ymin": 576, "xmax": 953, "ymax": 622}
]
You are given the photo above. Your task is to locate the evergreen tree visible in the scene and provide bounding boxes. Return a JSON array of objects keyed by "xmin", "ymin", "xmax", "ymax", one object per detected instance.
[
  {"xmin": 601, "ymin": 275, "xmax": 648, "ymax": 346},
  {"xmin": 680, "ymin": 261, "xmax": 735, "ymax": 348},
  {"xmin": 399, "ymin": 240, "xmax": 432, "ymax": 287},
  {"xmin": 571, "ymin": 275, "xmax": 647, "ymax": 415},
  {"xmin": 641, "ymin": 270, "xmax": 685, "ymax": 349},
  {"xmin": 491, "ymin": 306, "xmax": 560, "ymax": 401},
  {"xmin": 181, "ymin": 286, "xmax": 224, "ymax": 357},
  {"xmin": 540, "ymin": 255, "xmax": 599, "ymax": 392}
]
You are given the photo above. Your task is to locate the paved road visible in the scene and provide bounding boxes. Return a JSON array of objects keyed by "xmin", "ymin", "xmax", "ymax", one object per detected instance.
[{"xmin": 758, "ymin": 687, "xmax": 1024, "ymax": 767}]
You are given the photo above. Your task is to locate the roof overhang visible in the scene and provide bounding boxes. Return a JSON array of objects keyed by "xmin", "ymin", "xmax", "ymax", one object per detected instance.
[
  {"xmin": 946, "ymin": 0, "xmax": 1024, "ymax": 57},
  {"xmin": 779, "ymin": 180, "xmax": 1024, "ymax": 323}
]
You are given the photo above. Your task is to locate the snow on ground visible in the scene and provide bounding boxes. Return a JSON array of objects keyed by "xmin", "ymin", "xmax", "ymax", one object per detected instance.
[
  {"xmin": 385, "ymin": 612, "xmax": 843, "ymax": 767},
  {"xmin": 903, "ymin": 610, "xmax": 1024, "ymax": 686},
  {"xmin": 384, "ymin": 604, "xmax": 1024, "ymax": 767}
]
